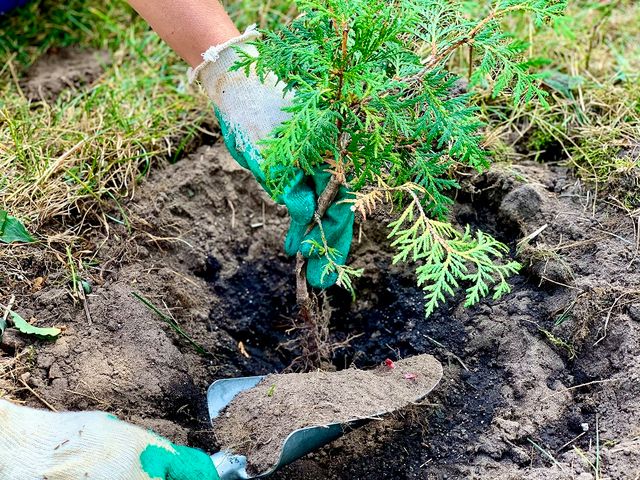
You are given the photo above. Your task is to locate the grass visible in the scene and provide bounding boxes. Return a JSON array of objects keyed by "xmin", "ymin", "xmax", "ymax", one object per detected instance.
[
  {"xmin": 0, "ymin": 0, "xmax": 297, "ymax": 291},
  {"xmin": 482, "ymin": 0, "xmax": 640, "ymax": 204},
  {"xmin": 1, "ymin": 1, "xmax": 211, "ymax": 231},
  {"xmin": 0, "ymin": 1, "xmax": 217, "ymax": 292},
  {"xmin": 131, "ymin": 291, "xmax": 210, "ymax": 356}
]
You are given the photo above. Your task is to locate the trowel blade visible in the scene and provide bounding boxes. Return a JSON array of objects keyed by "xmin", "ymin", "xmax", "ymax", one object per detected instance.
[
  {"xmin": 207, "ymin": 357, "xmax": 443, "ymax": 479},
  {"xmin": 207, "ymin": 376, "xmax": 389, "ymax": 479}
]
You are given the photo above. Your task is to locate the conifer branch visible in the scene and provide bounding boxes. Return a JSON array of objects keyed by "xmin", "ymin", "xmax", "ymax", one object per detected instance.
[{"xmin": 238, "ymin": 0, "xmax": 566, "ymax": 317}]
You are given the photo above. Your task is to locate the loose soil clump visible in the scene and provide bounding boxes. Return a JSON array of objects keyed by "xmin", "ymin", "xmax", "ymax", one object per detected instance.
[
  {"xmin": 21, "ymin": 47, "xmax": 110, "ymax": 102},
  {"xmin": 213, "ymin": 354, "xmax": 442, "ymax": 474}
]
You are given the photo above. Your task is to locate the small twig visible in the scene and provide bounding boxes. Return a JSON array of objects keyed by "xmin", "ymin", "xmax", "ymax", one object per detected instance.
[
  {"xmin": 629, "ymin": 214, "xmax": 640, "ymax": 269},
  {"xmin": 585, "ymin": 1, "xmax": 620, "ymax": 70},
  {"xmin": 77, "ymin": 286, "xmax": 92, "ymax": 326},
  {"xmin": 227, "ymin": 199, "xmax": 236, "ymax": 229},
  {"xmin": 527, "ymin": 438, "xmax": 565, "ymax": 473},
  {"xmin": 594, "ymin": 292, "xmax": 628, "ymax": 346},
  {"xmin": 19, "ymin": 378, "xmax": 58, "ymax": 412},
  {"xmin": 517, "ymin": 224, "xmax": 548, "ymax": 250},
  {"xmin": 540, "ymin": 378, "xmax": 619, "ymax": 402},
  {"xmin": 65, "ymin": 389, "xmax": 109, "ymax": 406},
  {"xmin": 423, "ymin": 334, "xmax": 468, "ymax": 371},
  {"xmin": 556, "ymin": 431, "xmax": 587, "ymax": 453},
  {"xmin": 1, "ymin": 295, "xmax": 15, "ymax": 333}
]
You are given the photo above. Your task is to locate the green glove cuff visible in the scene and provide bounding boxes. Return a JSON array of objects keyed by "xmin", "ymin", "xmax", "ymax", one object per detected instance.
[
  {"xmin": 140, "ymin": 443, "xmax": 220, "ymax": 480},
  {"xmin": 215, "ymin": 109, "xmax": 355, "ymax": 289},
  {"xmin": 215, "ymin": 107, "xmax": 269, "ymax": 191}
]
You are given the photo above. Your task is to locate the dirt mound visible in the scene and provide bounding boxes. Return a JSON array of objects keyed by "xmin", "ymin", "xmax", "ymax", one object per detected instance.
[
  {"xmin": 213, "ymin": 355, "xmax": 442, "ymax": 474},
  {"xmin": 20, "ymin": 47, "xmax": 110, "ymax": 102}
]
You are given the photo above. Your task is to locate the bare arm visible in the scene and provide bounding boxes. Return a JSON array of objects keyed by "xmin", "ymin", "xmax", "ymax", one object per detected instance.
[{"xmin": 126, "ymin": 0, "xmax": 240, "ymax": 67}]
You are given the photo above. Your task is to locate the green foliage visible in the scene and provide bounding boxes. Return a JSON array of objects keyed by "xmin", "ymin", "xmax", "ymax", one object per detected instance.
[
  {"xmin": 0, "ymin": 210, "xmax": 34, "ymax": 244},
  {"xmin": 388, "ymin": 199, "xmax": 521, "ymax": 316},
  {"xmin": 239, "ymin": 0, "xmax": 565, "ymax": 315},
  {"xmin": 5, "ymin": 310, "xmax": 61, "ymax": 340},
  {"xmin": 304, "ymin": 239, "xmax": 364, "ymax": 297}
]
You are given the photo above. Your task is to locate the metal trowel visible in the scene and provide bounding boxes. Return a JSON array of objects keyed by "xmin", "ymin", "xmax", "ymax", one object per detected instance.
[{"xmin": 205, "ymin": 359, "xmax": 443, "ymax": 480}]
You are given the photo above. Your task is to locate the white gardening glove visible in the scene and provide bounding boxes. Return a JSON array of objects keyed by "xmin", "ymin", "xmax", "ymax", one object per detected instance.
[
  {"xmin": 0, "ymin": 399, "xmax": 219, "ymax": 480},
  {"xmin": 189, "ymin": 27, "xmax": 355, "ymax": 289},
  {"xmin": 188, "ymin": 26, "xmax": 291, "ymax": 168}
]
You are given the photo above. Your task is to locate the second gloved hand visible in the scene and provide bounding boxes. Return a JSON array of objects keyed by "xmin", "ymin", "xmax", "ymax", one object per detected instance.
[
  {"xmin": 189, "ymin": 27, "xmax": 354, "ymax": 289},
  {"xmin": 0, "ymin": 399, "xmax": 219, "ymax": 480}
]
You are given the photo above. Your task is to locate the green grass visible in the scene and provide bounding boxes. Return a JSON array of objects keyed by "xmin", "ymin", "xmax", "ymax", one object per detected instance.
[
  {"xmin": 223, "ymin": 0, "xmax": 295, "ymax": 30},
  {"xmin": 0, "ymin": 1, "xmax": 213, "ymax": 235}
]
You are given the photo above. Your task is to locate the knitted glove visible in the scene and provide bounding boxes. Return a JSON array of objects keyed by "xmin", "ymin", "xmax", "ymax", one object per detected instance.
[
  {"xmin": 0, "ymin": 399, "xmax": 219, "ymax": 480},
  {"xmin": 189, "ymin": 27, "xmax": 354, "ymax": 288}
]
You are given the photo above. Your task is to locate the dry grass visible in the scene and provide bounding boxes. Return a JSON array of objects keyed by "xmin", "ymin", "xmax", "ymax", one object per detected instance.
[
  {"xmin": 1, "ymin": 0, "xmax": 638, "ymax": 295},
  {"xmin": 0, "ymin": 1, "xmax": 214, "ymax": 296},
  {"xmin": 0, "ymin": 0, "xmax": 298, "ymax": 292},
  {"xmin": 0, "ymin": 347, "xmax": 36, "ymax": 401},
  {"xmin": 482, "ymin": 0, "xmax": 640, "ymax": 204}
]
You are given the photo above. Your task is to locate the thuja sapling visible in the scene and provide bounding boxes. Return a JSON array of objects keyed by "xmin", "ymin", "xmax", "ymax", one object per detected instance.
[{"xmin": 235, "ymin": 0, "xmax": 566, "ymax": 352}]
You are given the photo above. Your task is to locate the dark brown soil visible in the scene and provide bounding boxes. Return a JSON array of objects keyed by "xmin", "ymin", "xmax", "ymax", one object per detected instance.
[
  {"xmin": 1, "ymin": 136, "xmax": 639, "ymax": 479},
  {"xmin": 213, "ymin": 354, "xmax": 442, "ymax": 474}
]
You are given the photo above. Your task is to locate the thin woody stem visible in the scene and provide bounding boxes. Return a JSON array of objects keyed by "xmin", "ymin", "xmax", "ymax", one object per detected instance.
[
  {"xmin": 295, "ymin": 175, "xmax": 342, "ymax": 367},
  {"xmin": 296, "ymin": 176, "xmax": 342, "ymax": 312}
]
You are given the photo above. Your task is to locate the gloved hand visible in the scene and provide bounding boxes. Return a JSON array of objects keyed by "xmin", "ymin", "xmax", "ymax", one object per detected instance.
[
  {"xmin": 189, "ymin": 27, "xmax": 354, "ymax": 289},
  {"xmin": 0, "ymin": 399, "xmax": 219, "ymax": 480}
]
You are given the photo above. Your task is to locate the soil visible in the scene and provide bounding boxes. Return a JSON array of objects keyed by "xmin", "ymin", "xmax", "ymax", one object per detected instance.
[
  {"xmin": 1, "ymin": 130, "xmax": 639, "ymax": 479},
  {"xmin": 213, "ymin": 355, "xmax": 442, "ymax": 474},
  {"xmin": 20, "ymin": 47, "xmax": 110, "ymax": 102}
]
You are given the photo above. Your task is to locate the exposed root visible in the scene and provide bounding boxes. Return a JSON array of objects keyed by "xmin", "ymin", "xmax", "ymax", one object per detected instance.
[{"xmin": 282, "ymin": 291, "xmax": 333, "ymax": 372}]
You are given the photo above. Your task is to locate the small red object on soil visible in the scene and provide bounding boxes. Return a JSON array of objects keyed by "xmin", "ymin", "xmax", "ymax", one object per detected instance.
[
  {"xmin": 403, "ymin": 373, "xmax": 418, "ymax": 381},
  {"xmin": 384, "ymin": 358, "xmax": 396, "ymax": 369}
]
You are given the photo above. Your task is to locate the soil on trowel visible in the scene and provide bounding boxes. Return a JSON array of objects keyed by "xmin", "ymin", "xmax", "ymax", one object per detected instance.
[{"xmin": 213, "ymin": 354, "xmax": 443, "ymax": 474}]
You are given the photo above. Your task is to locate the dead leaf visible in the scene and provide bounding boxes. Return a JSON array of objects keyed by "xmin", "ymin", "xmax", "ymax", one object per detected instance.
[{"xmin": 32, "ymin": 277, "xmax": 45, "ymax": 292}]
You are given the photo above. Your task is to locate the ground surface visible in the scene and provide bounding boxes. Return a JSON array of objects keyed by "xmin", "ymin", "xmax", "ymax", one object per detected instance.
[
  {"xmin": 2, "ymin": 3, "xmax": 639, "ymax": 478},
  {"xmin": 2, "ymin": 136, "xmax": 639, "ymax": 479}
]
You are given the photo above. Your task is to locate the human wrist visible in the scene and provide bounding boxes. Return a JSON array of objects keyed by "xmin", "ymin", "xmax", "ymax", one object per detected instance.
[
  {"xmin": 188, "ymin": 25, "xmax": 261, "ymax": 84},
  {"xmin": 126, "ymin": 0, "xmax": 241, "ymax": 68}
]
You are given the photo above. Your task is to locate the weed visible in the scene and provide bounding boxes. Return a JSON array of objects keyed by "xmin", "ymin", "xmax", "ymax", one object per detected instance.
[
  {"xmin": 131, "ymin": 291, "xmax": 210, "ymax": 356},
  {"xmin": 573, "ymin": 414, "xmax": 602, "ymax": 480},
  {"xmin": 539, "ymin": 327, "xmax": 576, "ymax": 360},
  {"xmin": 266, "ymin": 384, "xmax": 277, "ymax": 397},
  {"xmin": 527, "ymin": 437, "xmax": 566, "ymax": 472}
]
